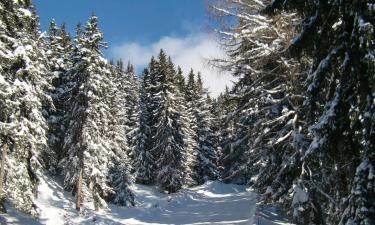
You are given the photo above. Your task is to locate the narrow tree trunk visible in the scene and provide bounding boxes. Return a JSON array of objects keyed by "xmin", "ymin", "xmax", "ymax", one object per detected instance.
[
  {"xmin": 76, "ymin": 167, "xmax": 83, "ymax": 211},
  {"xmin": 0, "ymin": 142, "xmax": 7, "ymax": 212},
  {"xmin": 93, "ymin": 188, "xmax": 99, "ymax": 212},
  {"xmin": 0, "ymin": 142, "xmax": 7, "ymax": 195}
]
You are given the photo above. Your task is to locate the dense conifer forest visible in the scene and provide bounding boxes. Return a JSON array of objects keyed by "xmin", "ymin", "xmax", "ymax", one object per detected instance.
[{"xmin": 0, "ymin": 0, "xmax": 374, "ymax": 224}]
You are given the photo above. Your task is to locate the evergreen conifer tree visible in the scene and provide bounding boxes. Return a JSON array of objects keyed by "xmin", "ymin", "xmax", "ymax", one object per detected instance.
[
  {"xmin": 152, "ymin": 50, "xmax": 186, "ymax": 193},
  {"xmin": 211, "ymin": 0, "xmax": 375, "ymax": 223},
  {"xmin": 263, "ymin": 1, "xmax": 375, "ymax": 223},
  {"xmin": 124, "ymin": 62, "xmax": 140, "ymax": 163},
  {"xmin": 134, "ymin": 68, "xmax": 155, "ymax": 184},
  {"xmin": 0, "ymin": 0, "xmax": 54, "ymax": 215},
  {"xmin": 184, "ymin": 70, "xmax": 218, "ymax": 185},
  {"xmin": 106, "ymin": 60, "xmax": 135, "ymax": 207},
  {"xmin": 194, "ymin": 73, "xmax": 218, "ymax": 183},
  {"xmin": 46, "ymin": 20, "xmax": 74, "ymax": 166},
  {"xmin": 61, "ymin": 14, "xmax": 134, "ymax": 211}
]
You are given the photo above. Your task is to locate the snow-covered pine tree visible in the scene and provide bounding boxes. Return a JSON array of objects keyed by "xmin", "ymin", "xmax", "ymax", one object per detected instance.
[
  {"xmin": 166, "ymin": 58, "xmax": 196, "ymax": 188},
  {"xmin": 108, "ymin": 158, "xmax": 135, "ymax": 207},
  {"xmin": 184, "ymin": 70, "xmax": 218, "ymax": 185},
  {"xmin": 60, "ymin": 14, "xmax": 120, "ymax": 211},
  {"xmin": 106, "ymin": 60, "xmax": 135, "ymax": 207},
  {"xmin": 0, "ymin": 0, "xmax": 54, "ymax": 215},
  {"xmin": 180, "ymin": 69, "xmax": 200, "ymax": 186},
  {"xmin": 263, "ymin": 1, "xmax": 375, "ymax": 224},
  {"xmin": 134, "ymin": 63, "xmax": 157, "ymax": 184},
  {"xmin": 152, "ymin": 50, "xmax": 186, "ymax": 193},
  {"xmin": 108, "ymin": 59, "xmax": 132, "ymax": 162},
  {"xmin": 211, "ymin": 0, "xmax": 296, "ymax": 185},
  {"xmin": 46, "ymin": 20, "xmax": 74, "ymax": 166},
  {"xmin": 46, "ymin": 19, "xmax": 60, "ymax": 71},
  {"xmin": 214, "ymin": 87, "xmax": 239, "ymax": 183},
  {"xmin": 339, "ymin": 160, "xmax": 375, "ymax": 225},
  {"xmin": 212, "ymin": 0, "xmax": 375, "ymax": 223},
  {"xmin": 194, "ymin": 73, "xmax": 218, "ymax": 183},
  {"xmin": 175, "ymin": 66, "xmax": 186, "ymax": 92},
  {"xmin": 124, "ymin": 62, "xmax": 140, "ymax": 164},
  {"xmin": 209, "ymin": 95, "xmax": 224, "ymax": 178},
  {"xmin": 211, "ymin": 0, "xmax": 311, "ymax": 218},
  {"xmin": 58, "ymin": 23, "xmax": 73, "ymax": 69},
  {"xmin": 147, "ymin": 56, "xmax": 163, "ymax": 166}
]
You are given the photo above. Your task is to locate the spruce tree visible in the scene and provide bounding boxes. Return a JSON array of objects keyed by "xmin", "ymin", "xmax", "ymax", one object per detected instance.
[
  {"xmin": 46, "ymin": 20, "xmax": 74, "ymax": 166},
  {"xmin": 211, "ymin": 0, "xmax": 375, "ymax": 223},
  {"xmin": 180, "ymin": 69, "xmax": 199, "ymax": 186},
  {"xmin": 184, "ymin": 70, "xmax": 218, "ymax": 185},
  {"xmin": 133, "ymin": 57, "xmax": 163, "ymax": 185},
  {"xmin": 263, "ymin": 1, "xmax": 375, "ymax": 223},
  {"xmin": 215, "ymin": 87, "xmax": 238, "ymax": 183},
  {"xmin": 152, "ymin": 50, "xmax": 186, "ymax": 193},
  {"xmin": 175, "ymin": 66, "xmax": 185, "ymax": 92},
  {"xmin": 124, "ymin": 62, "xmax": 140, "ymax": 164},
  {"xmin": 60, "ymin": 15, "xmax": 133, "ymax": 211},
  {"xmin": 0, "ymin": 0, "xmax": 53, "ymax": 215},
  {"xmin": 194, "ymin": 73, "xmax": 218, "ymax": 183},
  {"xmin": 167, "ymin": 59, "xmax": 196, "ymax": 188},
  {"xmin": 106, "ymin": 60, "xmax": 135, "ymax": 207},
  {"xmin": 134, "ymin": 68, "xmax": 155, "ymax": 184}
]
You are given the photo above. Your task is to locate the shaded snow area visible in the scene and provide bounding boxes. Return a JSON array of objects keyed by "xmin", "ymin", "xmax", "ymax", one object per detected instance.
[{"xmin": 0, "ymin": 175, "xmax": 293, "ymax": 225}]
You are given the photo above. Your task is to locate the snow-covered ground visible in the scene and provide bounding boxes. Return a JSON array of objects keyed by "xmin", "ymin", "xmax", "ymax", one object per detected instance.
[{"xmin": 1, "ymin": 175, "xmax": 293, "ymax": 225}]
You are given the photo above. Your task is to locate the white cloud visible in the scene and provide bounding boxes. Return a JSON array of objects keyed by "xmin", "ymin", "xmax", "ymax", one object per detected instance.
[{"xmin": 109, "ymin": 33, "xmax": 235, "ymax": 97}]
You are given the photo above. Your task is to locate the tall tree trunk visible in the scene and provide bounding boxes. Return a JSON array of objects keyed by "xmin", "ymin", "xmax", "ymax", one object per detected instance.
[
  {"xmin": 0, "ymin": 142, "xmax": 7, "ymax": 212},
  {"xmin": 76, "ymin": 167, "xmax": 83, "ymax": 211}
]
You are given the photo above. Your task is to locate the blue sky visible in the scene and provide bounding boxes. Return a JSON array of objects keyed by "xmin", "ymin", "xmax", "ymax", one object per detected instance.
[
  {"xmin": 34, "ymin": 0, "xmax": 207, "ymax": 46},
  {"xmin": 34, "ymin": 0, "xmax": 233, "ymax": 96}
]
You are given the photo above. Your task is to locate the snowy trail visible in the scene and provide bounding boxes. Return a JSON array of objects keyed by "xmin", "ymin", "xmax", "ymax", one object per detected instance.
[
  {"xmin": 110, "ymin": 182, "xmax": 257, "ymax": 225},
  {"xmin": 1, "ymin": 176, "xmax": 293, "ymax": 225}
]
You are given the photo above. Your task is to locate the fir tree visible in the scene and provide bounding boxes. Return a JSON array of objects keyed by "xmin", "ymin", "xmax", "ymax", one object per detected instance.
[
  {"xmin": 211, "ymin": 0, "xmax": 375, "ymax": 223},
  {"xmin": 46, "ymin": 20, "xmax": 74, "ymax": 166},
  {"xmin": 60, "ymin": 15, "xmax": 133, "ymax": 211},
  {"xmin": 175, "ymin": 66, "xmax": 185, "ymax": 92},
  {"xmin": 263, "ymin": 0, "xmax": 375, "ymax": 223},
  {"xmin": 184, "ymin": 70, "xmax": 218, "ymax": 185},
  {"xmin": 134, "ymin": 66, "xmax": 156, "ymax": 184},
  {"xmin": 124, "ymin": 62, "xmax": 140, "ymax": 164},
  {"xmin": 194, "ymin": 73, "xmax": 218, "ymax": 183},
  {"xmin": 152, "ymin": 50, "xmax": 186, "ymax": 193},
  {"xmin": 106, "ymin": 60, "xmax": 135, "ymax": 207},
  {"xmin": 215, "ymin": 87, "xmax": 238, "ymax": 183},
  {"xmin": 0, "ymin": 0, "xmax": 53, "ymax": 215}
]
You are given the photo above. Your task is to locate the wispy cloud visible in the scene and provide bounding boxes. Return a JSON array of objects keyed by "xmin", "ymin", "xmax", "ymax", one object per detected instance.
[{"xmin": 109, "ymin": 33, "xmax": 235, "ymax": 97}]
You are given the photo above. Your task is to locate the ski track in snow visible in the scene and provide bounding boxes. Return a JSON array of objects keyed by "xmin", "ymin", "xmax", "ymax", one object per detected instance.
[{"xmin": 1, "ymin": 175, "xmax": 293, "ymax": 225}]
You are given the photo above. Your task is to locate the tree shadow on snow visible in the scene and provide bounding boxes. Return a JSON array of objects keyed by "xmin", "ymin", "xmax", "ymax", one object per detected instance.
[
  {"xmin": 107, "ymin": 187, "xmax": 257, "ymax": 225},
  {"xmin": 253, "ymin": 204, "xmax": 293, "ymax": 225}
]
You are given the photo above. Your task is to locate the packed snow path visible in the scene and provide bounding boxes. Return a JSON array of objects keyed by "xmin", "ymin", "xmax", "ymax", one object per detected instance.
[{"xmin": 1, "ymin": 175, "xmax": 293, "ymax": 225}]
